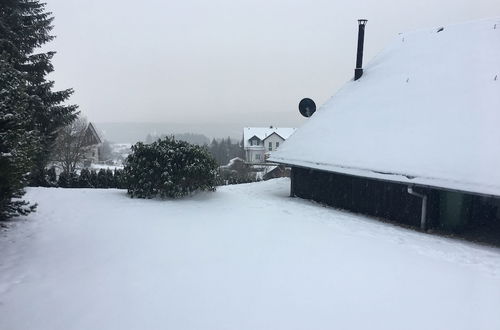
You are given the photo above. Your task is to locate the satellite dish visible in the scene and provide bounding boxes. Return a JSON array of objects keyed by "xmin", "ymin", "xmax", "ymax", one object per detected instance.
[{"xmin": 299, "ymin": 98, "xmax": 316, "ymax": 117}]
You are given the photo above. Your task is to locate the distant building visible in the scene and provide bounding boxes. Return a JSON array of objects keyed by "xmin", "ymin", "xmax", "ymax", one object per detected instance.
[
  {"xmin": 243, "ymin": 126, "xmax": 296, "ymax": 163},
  {"xmin": 82, "ymin": 122, "xmax": 102, "ymax": 166},
  {"xmin": 270, "ymin": 18, "xmax": 500, "ymax": 233}
]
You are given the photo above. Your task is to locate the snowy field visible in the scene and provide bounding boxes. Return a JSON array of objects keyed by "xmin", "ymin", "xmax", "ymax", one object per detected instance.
[{"xmin": 1, "ymin": 179, "xmax": 500, "ymax": 330}]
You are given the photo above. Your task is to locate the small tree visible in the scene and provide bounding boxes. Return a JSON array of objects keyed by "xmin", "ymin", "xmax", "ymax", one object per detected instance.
[
  {"xmin": 79, "ymin": 168, "xmax": 92, "ymax": 188},
  {"xmin": 57, "ymin": 171, "xmax": 70, "ymax": 188},
  {"xmin": 124, "ymin": 137, "xmax": 218, "ymax": 198},
  {"xmin": 46, "ymin": 167, "xmax": 57, "ymax": 187},
  {"xmin": 68, "ymin": 171, "xmax": 79, "ymax": 188},
  {"xmin": 52, "ymin": 117, "xmax": 92, "ymax": 174},
  {"xmin": 114, "ymin": 169, "xmax": 126, "ymax": 189},
  {"xmin": 105, "ymin": 169, "xmax": 115, "ymax": 188},
  {"xmin": 97, "ymin": 169, "xmax": 107, "ymax": 188},
  {"xmin": 89, "ymin": 170, "xmax": 98, "ymax": 188}
]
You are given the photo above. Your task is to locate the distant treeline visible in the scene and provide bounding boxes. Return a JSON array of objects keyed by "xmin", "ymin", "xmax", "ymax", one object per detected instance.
[
  {"xmin": 207, "ymin": 137, "xmax": 244, "ymax": 165},
  {"xmin": 144, "ymin": 133, "xmax": 244, "ymax": 165},
  {"xmin": 145, "ymin": 133, "xmax": 210, "ymax": 146}
]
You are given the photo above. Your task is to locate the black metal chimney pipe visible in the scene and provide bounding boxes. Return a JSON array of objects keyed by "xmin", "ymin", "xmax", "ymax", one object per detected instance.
[{"xmin": 354, "ymin": 19, "xmax": 368, "ymax": 81}]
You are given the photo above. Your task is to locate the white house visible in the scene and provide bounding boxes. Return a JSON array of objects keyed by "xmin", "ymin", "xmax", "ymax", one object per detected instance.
[{"xmin": 243, "ymin": 126, "xmax": 296, "ymax": 163}]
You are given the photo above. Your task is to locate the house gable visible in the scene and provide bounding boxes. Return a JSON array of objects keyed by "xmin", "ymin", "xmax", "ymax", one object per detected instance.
[
  {"xmin": 262, "ymin": 132, "xmax": 285, "ymax": 143},
  {"xmin": 243, "ymin": 127, "xmax": 296, "ymax": 149},
  {"xmin": 83, "ymin": 122, "xmax": 102, "ymax": 147},
  {"xmin": 248, "ymin": 135, "xmax": 262, "ymax": 146}
]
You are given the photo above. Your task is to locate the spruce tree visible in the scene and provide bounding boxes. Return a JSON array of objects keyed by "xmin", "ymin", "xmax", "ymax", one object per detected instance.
[
  {"xmin": 68, "ymin": 171, "xmax": 79, "ymax": 188},
  {"xmin": 105, "ymin": 169, "xmax": 114, "ymax": 188},
  {"xmin": 57, "ymin": 171, "xmax": 69, "ymax": 188},
  {"xmin": 97, "ymin": 169, "xmax": 107, "ymax": 188},
  {"xmin": 78, "ymin": 168, "xmax": 91, "ymax": 188},
  {"xmin": 46, "ymin": 166, "xmax": 57, "ymax": 186},
  {"xmin": 0, "ymin": 56, "xmax": 37, "ymax": 219},
  {"xmin": 89, "ymin": 170, "xmax": 98, "ymax": 188},
  {"xmin": 0, "ymin": 0, "xmax": 78, "ymax": 186},
  {"xmin": 113, "ymin": 169, "xmax": 123, "ymax": 189}
]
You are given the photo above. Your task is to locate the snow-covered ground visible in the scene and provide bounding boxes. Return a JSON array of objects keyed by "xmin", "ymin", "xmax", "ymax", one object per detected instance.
[
  {"xmin": 1, "ymin": 179, "xmax": 500, "ymax": 330},
  {"xmin": 89, "ymin": 163, "xmax": 124, "ymax": 171}
]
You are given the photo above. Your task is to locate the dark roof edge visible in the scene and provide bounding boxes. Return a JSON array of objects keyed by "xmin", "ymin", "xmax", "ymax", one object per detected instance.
[
  {"xmin": 271, "ymin": 158, "xmax": 500, "ymax": 199},
  {"xmin": 87, "ymin": 122, "xmax": 102, "ymax": 144},
  {"xmin": 263, "ymin": 132, "xmax": 285, "ymax": 141}
]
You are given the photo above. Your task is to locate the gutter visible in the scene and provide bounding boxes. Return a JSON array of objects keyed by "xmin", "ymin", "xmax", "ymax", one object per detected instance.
[
  {"xmin": 407, "ymin": 186, "xmax": 428, "ymax": 231},
  {"xmin": 271, "ymin": 160, "xmax": 500, "ymax": 199}
]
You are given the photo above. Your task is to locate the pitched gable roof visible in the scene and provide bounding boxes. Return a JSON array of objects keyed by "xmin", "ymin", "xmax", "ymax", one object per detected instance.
[
  {"xmin": 243, "ymin": 127, "xmax": 296, "ymax": 148},
  {"xmin": 270, "ymin": 18, "xmax": 500, "ymax": 196},
  {"xmin": 83, "ymin": 122, "xmax": 102, "ymax": 146},
  {"xmin": 263, "ymin": 132, "xmax": 286, "ymax": 142}
]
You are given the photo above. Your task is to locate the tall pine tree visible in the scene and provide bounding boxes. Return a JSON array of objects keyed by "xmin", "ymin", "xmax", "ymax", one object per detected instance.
[
  {"xmin": 0, "ymin": 0, "xmax": 78, "ymax": 187},
  {"xmin": 0, "ymin": 56, "xmax": 37, "ymax": 219},
  {"xmin": 0, "ymin": 0, "xmax": 78, "ymax": 218}
]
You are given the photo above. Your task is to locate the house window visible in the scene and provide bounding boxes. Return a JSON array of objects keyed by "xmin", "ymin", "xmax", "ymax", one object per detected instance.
[
  {"xmin": 276, "ymin": 142, "xmax": 280, "ymax": 148},
  {"xmin": 255, "ymin": 154, "xmax": 261, "ymax": 160},
  {"xmin": 268, "ymin": 142, "xmax": 272, "ymax": 151}
]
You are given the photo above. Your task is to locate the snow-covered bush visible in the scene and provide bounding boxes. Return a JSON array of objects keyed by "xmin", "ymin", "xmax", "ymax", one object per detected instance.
[
  {"xmin": 124, "ymin": 137, "xmax": 218, "ymax": 198},
  {"xmin": 113, "ymin": 169, "xmax": 126, "ymax": 189}
]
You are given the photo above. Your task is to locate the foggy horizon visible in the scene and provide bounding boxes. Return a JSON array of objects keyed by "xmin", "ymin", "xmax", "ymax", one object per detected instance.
[{"xmin": 43, "ymin": 0, "xmax": 500, "ymax": 141}]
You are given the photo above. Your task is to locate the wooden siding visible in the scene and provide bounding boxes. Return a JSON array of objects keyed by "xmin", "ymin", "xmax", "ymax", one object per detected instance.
[{"xmin": 290, "ymin": 167, "xmax": 500, "ymax": 232}]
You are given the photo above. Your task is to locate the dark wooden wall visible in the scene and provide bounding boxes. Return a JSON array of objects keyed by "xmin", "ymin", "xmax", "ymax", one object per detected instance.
[{"xmin": 291, "ymin": 167, "xmax": 498, "ymax": 230}]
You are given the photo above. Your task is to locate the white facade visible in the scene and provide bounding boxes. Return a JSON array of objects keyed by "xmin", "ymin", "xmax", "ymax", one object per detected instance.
[
  {"xmin": 243, "ymin": 127, "xmax": 296, "ymax": 163},
  {"xmin": 263, "ymin": 133, "xmax": 284, "ymax": 156}
]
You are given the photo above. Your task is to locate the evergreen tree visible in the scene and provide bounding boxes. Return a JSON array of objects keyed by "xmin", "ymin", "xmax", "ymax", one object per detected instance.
[
  {"xmin": 57, "ymin": 171, "xmax": 69, "ymax": 188},
  {"xmin": 105, "ymin": 169, "xmax": 115, "ymax": 188},
  {"xmin": 97, "ymin": 169, "xmax": 107, "ymax": 188},
  {"xmin": 78, "ymin": 168, "xmax": 91, "ymax": 188},
  {"xmin": 113, "ymin": 169, "xmax": 126, "ymax": 189},
  {"xmin": 46, "ymin": 166, "xmax": 57, "ymax": 186},
  {"xmin": 238, "ymin": 138, "xmax": 245, "ymax": 158},
  {"xmin": 89, "ymin": 170, "xmax": 98, "ymax": 188},
  {"xmin": 207, "ymin": 137, "xmax": 243, "ymax": 166},
  {"xmin": 0, "ymin": 56, "xmax": 37, "ymax": 219},
  {"xmin": 68, "ymin": 171, "xmax": 78, "ymax": 188},
  {"xmin": 0, "ymin": 0, "xmax": 78, "ymax": 186}
]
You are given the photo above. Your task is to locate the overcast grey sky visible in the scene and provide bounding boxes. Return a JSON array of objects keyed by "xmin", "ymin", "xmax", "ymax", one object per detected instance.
[{"xmin": 44, "ymin": 0, "xmax": 500, "ymax": 136}]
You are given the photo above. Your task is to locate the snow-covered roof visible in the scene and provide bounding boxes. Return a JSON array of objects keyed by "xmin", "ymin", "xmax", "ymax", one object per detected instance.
[
  {"xmin": 220, "ymin": 157, "xmax": 245, "ymax": 169},
  {"xmin": 243, "ymin": 127, "xmax": 296, "ymax": 148},
  {"xmin": 270, "ymin": 18, "xmax": 500, "ymax": 196}
]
